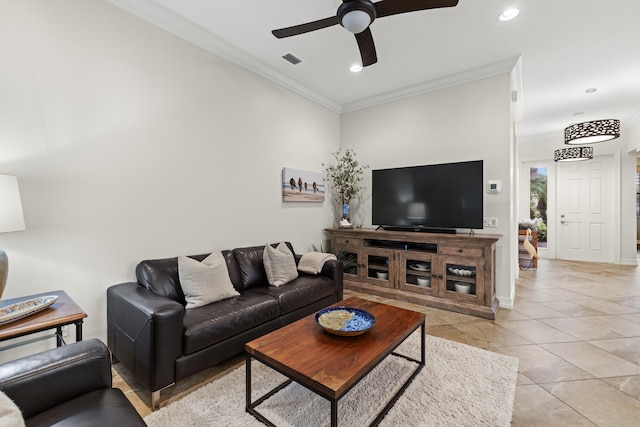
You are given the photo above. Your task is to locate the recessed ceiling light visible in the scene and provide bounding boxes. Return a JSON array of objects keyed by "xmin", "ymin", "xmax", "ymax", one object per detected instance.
[
  {"xmin": 499, "ymin": 8, "xmax": 520, "ymax": 21},
  {"xmin": 350, "ymin": 64, "xmax": 363, "ymax": 73}
]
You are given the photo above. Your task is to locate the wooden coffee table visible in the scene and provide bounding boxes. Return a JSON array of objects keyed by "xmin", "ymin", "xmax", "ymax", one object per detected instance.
[{"xmin": 245, "ymin": 297, "xmax": 426, "ymax": 426}]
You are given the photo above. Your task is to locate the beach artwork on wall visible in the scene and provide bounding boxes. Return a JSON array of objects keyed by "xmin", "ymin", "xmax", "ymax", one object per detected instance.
[{"xmin": 282, "ymin": 167, "xmax": 325, "ymax": 202}]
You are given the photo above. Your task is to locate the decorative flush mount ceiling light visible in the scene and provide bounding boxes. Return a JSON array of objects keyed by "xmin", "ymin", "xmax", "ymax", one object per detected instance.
[
  {"xmin": 564, "ymin": 119, "xmax": 621, "ymax": 144},
  {"xmin": 554, "ymin": 146, "xmax": 594, "ymax": 162},
  {"xmin": 499, "ymin": 8, "xmax": 520, "ymax": 21}
]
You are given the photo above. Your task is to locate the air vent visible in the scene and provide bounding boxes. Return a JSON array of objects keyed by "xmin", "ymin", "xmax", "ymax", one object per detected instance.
[{"xmin": 282, "ymin": 53, "xmax": 302, "ymax": 65}]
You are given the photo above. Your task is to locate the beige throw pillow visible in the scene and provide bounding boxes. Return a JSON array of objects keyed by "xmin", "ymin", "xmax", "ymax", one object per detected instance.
[
  {"xmin": 263, "ymin": 242, "xmax": 298, "ymax": 287},
  {"xmin": 178, "ymin": 252, "xmax": 240, "ymax": 309},
  {"xmin": 0, "ymin": 391, "xmax": 25, "ymax": 427}
]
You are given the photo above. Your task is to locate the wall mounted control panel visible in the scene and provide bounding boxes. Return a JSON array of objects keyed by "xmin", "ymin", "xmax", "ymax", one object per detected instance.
[{"xmin": 487, "ymin": 180, "xmax": 502, "ymax": 194}]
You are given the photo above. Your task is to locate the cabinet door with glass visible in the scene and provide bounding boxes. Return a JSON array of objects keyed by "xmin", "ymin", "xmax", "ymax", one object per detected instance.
[
  {"xmin": 333, "ymin": 237, "xmax": 362, "ymax": 280},
  {"xmin": 440, "ymin": 255, "xmax": 485, "ymax": 304},
  {"xmin": 362, "ymin": 247, "xmax": 394, "ymax": 288},
  {"xmin": 398, "ymin": 251, "xmax": 437, "ymax": 296}
]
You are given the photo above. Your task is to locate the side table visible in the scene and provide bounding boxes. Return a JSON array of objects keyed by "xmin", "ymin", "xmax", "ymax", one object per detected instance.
[{"xmin": 0, "ymin": 290, "xmax": 87, "ymax": 351}]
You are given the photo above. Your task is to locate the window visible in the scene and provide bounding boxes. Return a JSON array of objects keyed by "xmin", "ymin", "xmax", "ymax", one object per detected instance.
[{"xmin": 530, "ymin": 167, "xmax": 548, "ymax": 247}]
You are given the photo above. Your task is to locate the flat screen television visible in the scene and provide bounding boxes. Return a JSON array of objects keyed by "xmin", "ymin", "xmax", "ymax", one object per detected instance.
[{"xmin": 372, "ymin": 160, "xmax": 483, "ymax": 232}]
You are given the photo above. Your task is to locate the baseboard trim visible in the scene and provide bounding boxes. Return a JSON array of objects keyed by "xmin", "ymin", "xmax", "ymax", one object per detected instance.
[
  {"xmin": 621, "ymin": 258, "xmax": 638, "ymax": 266},
  {"xmin": 497, "ymin": 296, "xmax": 514, "ymax": 310}
]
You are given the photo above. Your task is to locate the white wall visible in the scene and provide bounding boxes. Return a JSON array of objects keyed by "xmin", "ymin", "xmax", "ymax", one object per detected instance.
[
  {"xmin": 627, "ymin": 119, "xmax": 640, "ymax": 245},
  {"xmin": 340, "ymin": 75, "xmax": 515, "ymax": 307},
  {"xmin": 627, "ymin": 117, "xmax": 640, "ymax": 152},
  {"xmin": 519, "ymin": 131, "xmax": 637, "ymax": 265},
  {"xmin": 0, "ymin": 0, "xmax": 340, "ymax": 360}
]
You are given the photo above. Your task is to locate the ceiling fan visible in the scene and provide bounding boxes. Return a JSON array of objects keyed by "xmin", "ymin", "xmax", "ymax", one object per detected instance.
[{"xmin": 272, "ymin": 0, "xmax": 459, "ymax": 67}]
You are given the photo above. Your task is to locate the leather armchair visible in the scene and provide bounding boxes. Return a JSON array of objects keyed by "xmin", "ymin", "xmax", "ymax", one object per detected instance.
[{"xmin": 0, "ymin": 339, "xmax": 146, "ymax": 427}]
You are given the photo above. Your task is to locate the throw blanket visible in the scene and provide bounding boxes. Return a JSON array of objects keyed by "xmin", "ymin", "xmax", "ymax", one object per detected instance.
[{"xmin": 298, "ymin": 252, "xmax": 337, "ymax": 274}]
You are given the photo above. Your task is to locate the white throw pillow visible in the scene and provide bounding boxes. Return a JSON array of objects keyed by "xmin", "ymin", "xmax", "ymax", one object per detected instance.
[
  {"xmin": 0, "ymin": 390, "xmax": 25, "ymax": 427},
  {"xmin": 263, "ymin": 242, "xmax": 298, "ymax": 287},
  {"xmin": 178, "ymin": 252, "xmax": 240, "ymax": 309}
]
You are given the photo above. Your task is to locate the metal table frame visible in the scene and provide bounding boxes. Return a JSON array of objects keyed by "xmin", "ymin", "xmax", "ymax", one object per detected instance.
[{"xmin": 246, "ymin": 321, "xmax": 425, "ymax": 427}]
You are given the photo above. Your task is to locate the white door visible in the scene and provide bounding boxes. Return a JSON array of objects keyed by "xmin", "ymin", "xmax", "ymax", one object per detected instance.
[{"xmin": 556, "ymin": 155, "xmax": 614, "ymax": 263}]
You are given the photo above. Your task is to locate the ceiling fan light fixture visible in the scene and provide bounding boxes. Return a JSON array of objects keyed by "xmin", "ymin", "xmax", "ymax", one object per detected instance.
[
  {"xmin": 341, "ymin": 10, "xmax": 371, "ymax": 33},
  {"xmin": 350, "ymin": 64, "xmax": 363, "ymax": 73},
  {"xmin": 554, "ymin": 146, "xmax": 593, "ymax": 162},
  {"xmin": 338, "ymin": 1, "xmax": 376, "ymax": 34},
  {"xmin": 564, "ymin": 119, "xmax": 620, "ymax": 144},
  {"xmin": 272, "ymin": 0, "xmax": 459, "ymax": 66}
]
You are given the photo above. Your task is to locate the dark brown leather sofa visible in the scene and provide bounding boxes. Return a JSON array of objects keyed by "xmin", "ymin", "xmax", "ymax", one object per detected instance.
[
  {"xmin": 0, "ymin": 339, "xmax": 146, "ymax": 426},
  {"xmin": 107, "ymin": 242, "xmax": 343, "ymax": 409}
]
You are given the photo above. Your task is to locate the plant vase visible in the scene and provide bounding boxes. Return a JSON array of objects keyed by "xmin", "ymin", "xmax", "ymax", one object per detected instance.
[
  {"xmin": 323, "ymin": 149, "xmax": 368, "ymax": 228},
  {"xmin": 339, "ymin": 203, "xmax": 353, "ymax": 228}
]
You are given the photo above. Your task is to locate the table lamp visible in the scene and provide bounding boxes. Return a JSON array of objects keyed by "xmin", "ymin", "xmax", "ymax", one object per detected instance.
[{"xmin": 0, "ymin": 174, "xmax": 26, "ymax": 299}]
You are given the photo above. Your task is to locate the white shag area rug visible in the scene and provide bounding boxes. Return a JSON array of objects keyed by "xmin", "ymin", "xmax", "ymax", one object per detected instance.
[{"xmin": 145, "ymin": 332, "xmax": 518, "ymax": 426}]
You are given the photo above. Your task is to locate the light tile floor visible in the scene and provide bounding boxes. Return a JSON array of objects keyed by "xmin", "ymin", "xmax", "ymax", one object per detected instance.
[{"xmin": 113, "ymin": 258, "xmax": 640, "ymax": 425}]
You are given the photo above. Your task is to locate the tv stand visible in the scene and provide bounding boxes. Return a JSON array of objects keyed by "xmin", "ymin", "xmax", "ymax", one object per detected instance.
[{"xmin": 325, "ymin": 228, "xmax": 501, "ymax": 320}]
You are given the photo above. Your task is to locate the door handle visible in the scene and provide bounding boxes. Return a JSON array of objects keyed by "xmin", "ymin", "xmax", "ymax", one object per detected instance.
[{"xmin": 560, "ymin": 214, "xmax": 566, "ymax": 224}]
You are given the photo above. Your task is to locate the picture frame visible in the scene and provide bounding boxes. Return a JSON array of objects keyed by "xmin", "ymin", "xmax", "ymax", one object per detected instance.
[{"xmin": 282, "ymin": 167, "xmax": 325, "ymax": 202}]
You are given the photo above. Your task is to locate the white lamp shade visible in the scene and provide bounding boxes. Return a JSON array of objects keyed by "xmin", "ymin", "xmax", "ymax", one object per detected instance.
[
  {"xmin": 341, "ymin": 10, "xmax": 371, "ymax": 34},
  {"xmin": 0, "ymin": 175, "xmax": 26, "ymax": 233}
]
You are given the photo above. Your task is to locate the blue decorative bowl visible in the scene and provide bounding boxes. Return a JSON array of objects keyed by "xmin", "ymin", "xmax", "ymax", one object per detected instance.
[{"xmin": 315, "ymin": 306, "xmax": 376, "ymax": 336}]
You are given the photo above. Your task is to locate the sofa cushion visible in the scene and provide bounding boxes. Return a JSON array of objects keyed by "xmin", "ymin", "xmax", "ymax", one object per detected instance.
[
  {"xmin": 233, "ymin": 243, "xmax": 295, "ymax": 290},
  {"xmin": 136, "ymin": 250, "xmax": 240, "ymax": 304},
  {"xmin": 182, "ymin": 293, "xmax": 280, "ymax": 355},
  {"xmin": 178, "ymin": 252, "xmax": 240, "ymax": 309},
  {"xmin": 263, "ymin": 242, "xmax": 298, "ymax": 287},
  {"xmin": 246, "ymin": 273, "xmax": 336, "ymax": 315}
]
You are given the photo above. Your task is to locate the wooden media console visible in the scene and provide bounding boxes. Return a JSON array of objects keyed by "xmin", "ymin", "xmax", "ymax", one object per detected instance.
[{"xmin": 325, "ymin": 228, "xmax": 502, "ymax": 320}]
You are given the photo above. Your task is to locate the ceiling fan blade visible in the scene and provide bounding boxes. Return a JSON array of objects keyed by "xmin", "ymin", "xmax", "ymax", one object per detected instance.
[
  {"xmin": 375, "ymin": 0, "xmax": 459, "ymax": 19},
  {"xmin": 272, "ymin": 16, "xmax": 339, "ymax": 38},
  {"xmin": 355, "ymin": 28, "xmax": 377, "ymax": 67}
]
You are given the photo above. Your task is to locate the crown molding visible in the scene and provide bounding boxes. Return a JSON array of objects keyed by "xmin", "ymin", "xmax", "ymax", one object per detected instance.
[
  {"xmin": 340, "ymin": 58, "xmax": 519, "ymax": 113},
  {"xmin": 106, "ymin": 1, "xmax": 518, "ymax": 116},
  {"xmin": 104, "ymin": 0, "xmax": 341, "ymax": 112}
]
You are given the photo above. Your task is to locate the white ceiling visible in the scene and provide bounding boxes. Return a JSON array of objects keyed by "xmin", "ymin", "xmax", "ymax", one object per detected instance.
[{"xmin": 106, "ymin": 0, "xmax": 640, "ymax": 139}]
